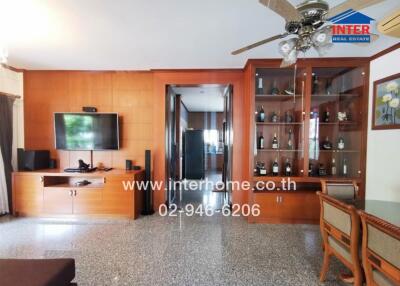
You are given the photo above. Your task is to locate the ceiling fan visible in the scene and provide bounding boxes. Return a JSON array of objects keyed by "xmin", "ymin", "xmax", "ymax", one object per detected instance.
[{"xmin": 232, "ymin": 0, "xmax": 384, "ymax": 67}]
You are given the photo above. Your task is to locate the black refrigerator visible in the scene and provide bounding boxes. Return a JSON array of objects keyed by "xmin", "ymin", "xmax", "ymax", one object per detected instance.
[{"xmin": 183, "ymin": 130, "xmax": 205, "ymax": 180}]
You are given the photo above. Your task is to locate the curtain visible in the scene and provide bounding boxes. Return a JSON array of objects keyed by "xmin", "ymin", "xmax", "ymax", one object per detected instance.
[
  {"xmin": 0, "ymin": 95, "xmax": 14, "ymax": 214},
  {"xmin": 0, "ymin": 150, "xmax": 9, "ymax": 214}
]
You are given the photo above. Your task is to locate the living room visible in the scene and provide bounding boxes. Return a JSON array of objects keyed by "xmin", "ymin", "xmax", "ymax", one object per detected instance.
[{"xmin": 0, "ymin": 0, "xmax": 399, "ymax": 285}]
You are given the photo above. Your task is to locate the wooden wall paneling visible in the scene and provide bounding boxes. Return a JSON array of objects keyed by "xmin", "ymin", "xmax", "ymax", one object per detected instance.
[
  {"xmin": 111, "ymin": 72, "xmax": 154, "ymax": 169},
  {"xmin": 24, "ymin": 71, "xmax": 154, "ymax": 171}
]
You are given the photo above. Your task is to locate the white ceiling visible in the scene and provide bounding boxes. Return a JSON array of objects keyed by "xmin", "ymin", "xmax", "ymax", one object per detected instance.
[
  {"xmin": 175, "ymin": 85, "xmax": 226, "ymax": 112},
  {"xmin": 2, "ymin": 0, "xmax": 400, "ymax": 70}
]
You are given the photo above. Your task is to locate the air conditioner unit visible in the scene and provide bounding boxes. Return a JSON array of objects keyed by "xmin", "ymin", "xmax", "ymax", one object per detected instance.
[{"xmin": 378, "ymin": 9, "xmax": 400, "ymax": 38}]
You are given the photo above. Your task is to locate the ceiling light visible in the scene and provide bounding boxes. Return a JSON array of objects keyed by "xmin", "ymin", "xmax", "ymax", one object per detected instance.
[
  {"xmin": 278, "ymin": 38, "xmax": 297, "ymax": 57},
  {"xmin": 281, "ymin": 49, "xmax": 298, "ymax": 68}
]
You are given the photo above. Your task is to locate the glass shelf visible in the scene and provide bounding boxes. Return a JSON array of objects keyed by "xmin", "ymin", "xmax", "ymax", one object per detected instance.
[
  {"xmin": 309, "ymin": 67, "xmax": 364, "ymax": 178},
  {"xmin": 254, "ymin": 67, "xmax": 305, "ymax": 177}
]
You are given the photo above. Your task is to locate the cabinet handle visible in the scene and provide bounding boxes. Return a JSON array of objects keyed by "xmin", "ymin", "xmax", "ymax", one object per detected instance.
[
  {"xmin": 40, "ymin": 176, "xmax": 44, "ymax": 183},
  {"xmin": 69, "ymin": 190, "xmax": 73, "ymax": 196},
  {"xmin": 74, "ymin": 190, "xmax": 77, "ymax": 196},
  {"xmin": 276, "ymin": 196, "xmax": 279, "ymax": 203},
  {"xmin": 280, "ymin": 197, "xmax": 283, "ymax": 203}
]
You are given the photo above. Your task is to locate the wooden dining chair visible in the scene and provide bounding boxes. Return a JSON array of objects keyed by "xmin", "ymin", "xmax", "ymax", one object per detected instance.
[
  {"xmin": 359, "ymin": 211, "xmax": 400, "ymax": 286},
  {"xmin": 321, "ymin": 179, "xmax": 359, "ymax": 200},
  {"xmin": 317, "ymin": 192, "xmax": 363, "ymax": 286}
]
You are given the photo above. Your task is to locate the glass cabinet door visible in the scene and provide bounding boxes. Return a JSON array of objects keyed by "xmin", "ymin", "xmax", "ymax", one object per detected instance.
[
  {"xmin": 254, "ymin": 67, "xmax": 306, "ymax": 177},
  {"xmin": 309, "ymin": 67, "xmax": 364, "ymax": 178}
]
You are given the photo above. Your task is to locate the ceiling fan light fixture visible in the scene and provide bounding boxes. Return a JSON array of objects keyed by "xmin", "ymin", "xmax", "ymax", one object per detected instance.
[
  {"xmin": 312, "ymin": 25, "xmax": 332, "ymax": 47},
  {"xmin": 278, "ymin": 38, "xmax": 297, "ymax": 57},
  {"xmin": 314, "ymin": 43, "xmax": 333, "ymax": 56},
  {"xmin": 281, "ymin": 49, "xmax": 298, "ymax": 68}
]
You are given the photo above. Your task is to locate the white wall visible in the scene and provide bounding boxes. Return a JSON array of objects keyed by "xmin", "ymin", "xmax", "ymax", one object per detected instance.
[
  {"xmin": 366, "ymin": 48, "xmax": 400, "ymax": 202},
  {"xmin": 0, "ymin": 65, "xmax": 24, "ymax": 169}
]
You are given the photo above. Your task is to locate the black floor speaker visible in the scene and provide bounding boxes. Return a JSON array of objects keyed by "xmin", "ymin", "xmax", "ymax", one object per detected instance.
[{"xmin": 141, "ymin": 150, "xmax": 154, "ymax": 215}]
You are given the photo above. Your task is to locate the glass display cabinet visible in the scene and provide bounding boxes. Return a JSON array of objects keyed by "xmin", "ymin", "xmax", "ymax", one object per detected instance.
[
  {"xmin": 253, "ymin": 67, "xmax": 306, "ymax": 179},
  {"xmin": 248, "ymin": 60, "xmax": 368, "ymax": 224},
  {"xmin": 309, "ymin": 67, "xmax": 365, "ymax": 179}
]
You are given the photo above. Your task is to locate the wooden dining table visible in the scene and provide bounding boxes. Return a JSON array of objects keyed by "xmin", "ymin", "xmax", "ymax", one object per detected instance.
[{"xmin": 341, "ymin": 199, "xmax": 400, "ymax": 227}]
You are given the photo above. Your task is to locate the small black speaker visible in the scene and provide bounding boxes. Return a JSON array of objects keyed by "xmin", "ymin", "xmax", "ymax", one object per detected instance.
[
  {"xmin": 23, "ymin": 150, "xmax": 50, "ymax": 171},
  {"xmin": 126, "ymin": 160, "xmax": 132, "ymax": 170},
  {"xmin": 49, "ymin": 159, "xmax": 57, "ymax": 169},
  {"xmin": 141, "ymin": 150, "xmax": 154, "ymax": 215}
]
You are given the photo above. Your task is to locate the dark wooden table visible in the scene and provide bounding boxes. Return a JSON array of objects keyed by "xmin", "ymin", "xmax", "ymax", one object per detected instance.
[{"xmin": 341, "ymin": 199, "xmax": 400, "ymax": 227}]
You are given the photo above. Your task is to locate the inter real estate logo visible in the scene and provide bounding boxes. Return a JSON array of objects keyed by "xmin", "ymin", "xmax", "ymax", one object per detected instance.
[{"xmin": 329, "ymin": 9, "xmax": 374, "ymax": 43}]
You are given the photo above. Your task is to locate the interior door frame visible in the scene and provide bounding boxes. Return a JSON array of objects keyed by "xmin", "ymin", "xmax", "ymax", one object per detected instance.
[{"xmin": 165, "ymin": 83, "xmax": 234, "ymax": 208}]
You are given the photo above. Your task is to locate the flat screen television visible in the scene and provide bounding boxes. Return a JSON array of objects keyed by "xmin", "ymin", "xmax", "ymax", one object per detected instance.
[{"xmin": 54, "ymin": 113, "xmax": 119, "ymax": 150}]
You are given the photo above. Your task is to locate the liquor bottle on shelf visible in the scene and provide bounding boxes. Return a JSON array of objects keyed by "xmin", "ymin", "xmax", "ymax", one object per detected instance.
[
  {"xmin": 321, "ymin": 136, "xmax": 333, "ymax": 150},
  {"xmin": 272, "ymin": 133, "xmax": 279, "ymax": 149},
  {"xmin": 311, "ymin": 108, "xmax": 319, "ymax": 120},
  {"xmin": 272, "ymin": 159, "xmax": 279, "ymax": 176},
  {"xmin": 312, "ymin": 74, "xmax": 319, "ymax": 94},
  {"xmin": 271, "ymin": 112, "xmax": 279, "ymax": 123},
  {"xmin": 258, "ymin": 106, "xmax": 265, "ymax": 122},
  {"xmin": 284, "ymin": 159, "xmax": 292, "ymax": 176},
  {"xmin": 309, "ymin": 162, "xmax": 315, "ymax": 176},
  {"xmin": 342, "ymin": 158, "xmax": 348, "ymax": 177},
  {"xmin": 325, "ymin": 79, "xmax": 333, "ymax": 95},
  {"xmin": 322, "ymin": 108, "xmax": 330, "ymax": 122},
  {"xmin": 271, "ymin": 80, "xmax": 280, "ymax": 95},
  {"xmin": 284, "ymin": 111, "xmax": 294, "ymax": 123},
  {"xmin": 337, "ymin": 137, "xmax": 345, "ymax": 150},
  {"xmin": 258, "ymin": 132, "xmax": 265, "ymax": 149},
  {"xmin": 331, "ymin": 158, "xmax": 337, "ymax": 176},
  {"xmin": 318, "ymin": 164, "xmax": 327, "ymax": 176},
  {"xmin": 256, "ymin": 161, "xmax": 267, "ymax": 176},
  {"xmin": 287, "ymin": 129, "xmax": 293, "ymax": 150},
  {"xmin": 257, "ymin": 77, "xmax": 264, "ymax": 94}
]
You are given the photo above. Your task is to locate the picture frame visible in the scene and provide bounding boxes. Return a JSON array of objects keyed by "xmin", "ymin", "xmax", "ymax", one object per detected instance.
[{"xmin": 372, "ymin": 72, "xmax": 400, "ymax": 130}]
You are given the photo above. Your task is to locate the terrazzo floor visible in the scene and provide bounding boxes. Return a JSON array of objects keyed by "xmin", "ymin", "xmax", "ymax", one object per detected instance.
[{"xmin": 0, "ymin": 214, "xmax": 347, "ymax": 286}]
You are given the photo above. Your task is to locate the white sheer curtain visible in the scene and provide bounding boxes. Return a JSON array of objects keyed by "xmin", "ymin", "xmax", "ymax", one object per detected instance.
[{"xmin": 0, "ymin": 147, "xmax": 9, "ymax": 214}]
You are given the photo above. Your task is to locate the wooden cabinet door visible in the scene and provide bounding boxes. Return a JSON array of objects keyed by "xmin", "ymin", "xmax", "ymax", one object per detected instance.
[
  {"xmin": 252, "ymin": 193, "xmax": 280, "ymax": 220},
  {"xmin": 43, "ymin": 188, "xmax": 73, "ymax": 214},
  {"xmin": 279, "ymin": 192, "xmax": 320, "ymax": 222},
  {"xmin": 13, "ymin": 174, "xmax": 43, "ymax": 215},
  {"xmin": 73, "ymin": 189, "xmax": 103, "ymax": 215},
  {"xmin": 103, "ymin": 176, "xmax": 134, "ymax": 217}
]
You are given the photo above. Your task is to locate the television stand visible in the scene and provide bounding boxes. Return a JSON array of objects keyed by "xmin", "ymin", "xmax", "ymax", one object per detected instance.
[{"xmin": 12, "ymin": 169, "xmax": 145, "ymax": 219}]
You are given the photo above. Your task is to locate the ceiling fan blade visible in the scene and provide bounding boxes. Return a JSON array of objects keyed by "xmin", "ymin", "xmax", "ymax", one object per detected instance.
[
  {"xmin": 259, "ymin": 0, "xmax": 301, "ymax": 22},
  {"xmin": 231, "ymin": 33, "xmax": 288, "ymax": 55},
  {"xmin": 327, "ymin": 0, "xmax": 385, "ymax": 19}
]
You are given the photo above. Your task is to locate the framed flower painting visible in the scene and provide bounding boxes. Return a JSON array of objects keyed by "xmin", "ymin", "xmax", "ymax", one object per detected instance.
[{"xmin": 372, "ymin": 73, "xmax": 400, "ymax": 130}]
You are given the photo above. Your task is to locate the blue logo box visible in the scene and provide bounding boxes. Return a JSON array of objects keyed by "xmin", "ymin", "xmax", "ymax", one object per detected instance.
[{"xmin": 332, "ymin": 35, "xmax": 371, "ymax": 43}]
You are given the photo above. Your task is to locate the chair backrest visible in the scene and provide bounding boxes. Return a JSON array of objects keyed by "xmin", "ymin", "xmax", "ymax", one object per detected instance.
[
  {"xmin": 359, "ymin": 211, "xmax": 400, "ymax": 286},
  {"xmin": 317, "ymin": 192, "xmax": 360, "ymax": 267},
  {"xmin": 321, "ymin": 180, "xmax": 358, "ymax": 200}
]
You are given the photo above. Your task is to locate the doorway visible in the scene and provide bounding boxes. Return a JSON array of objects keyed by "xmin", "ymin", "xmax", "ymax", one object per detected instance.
[{"xmin": 165, "ymin": 84, "xmax": 233, "ymax": 211}]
